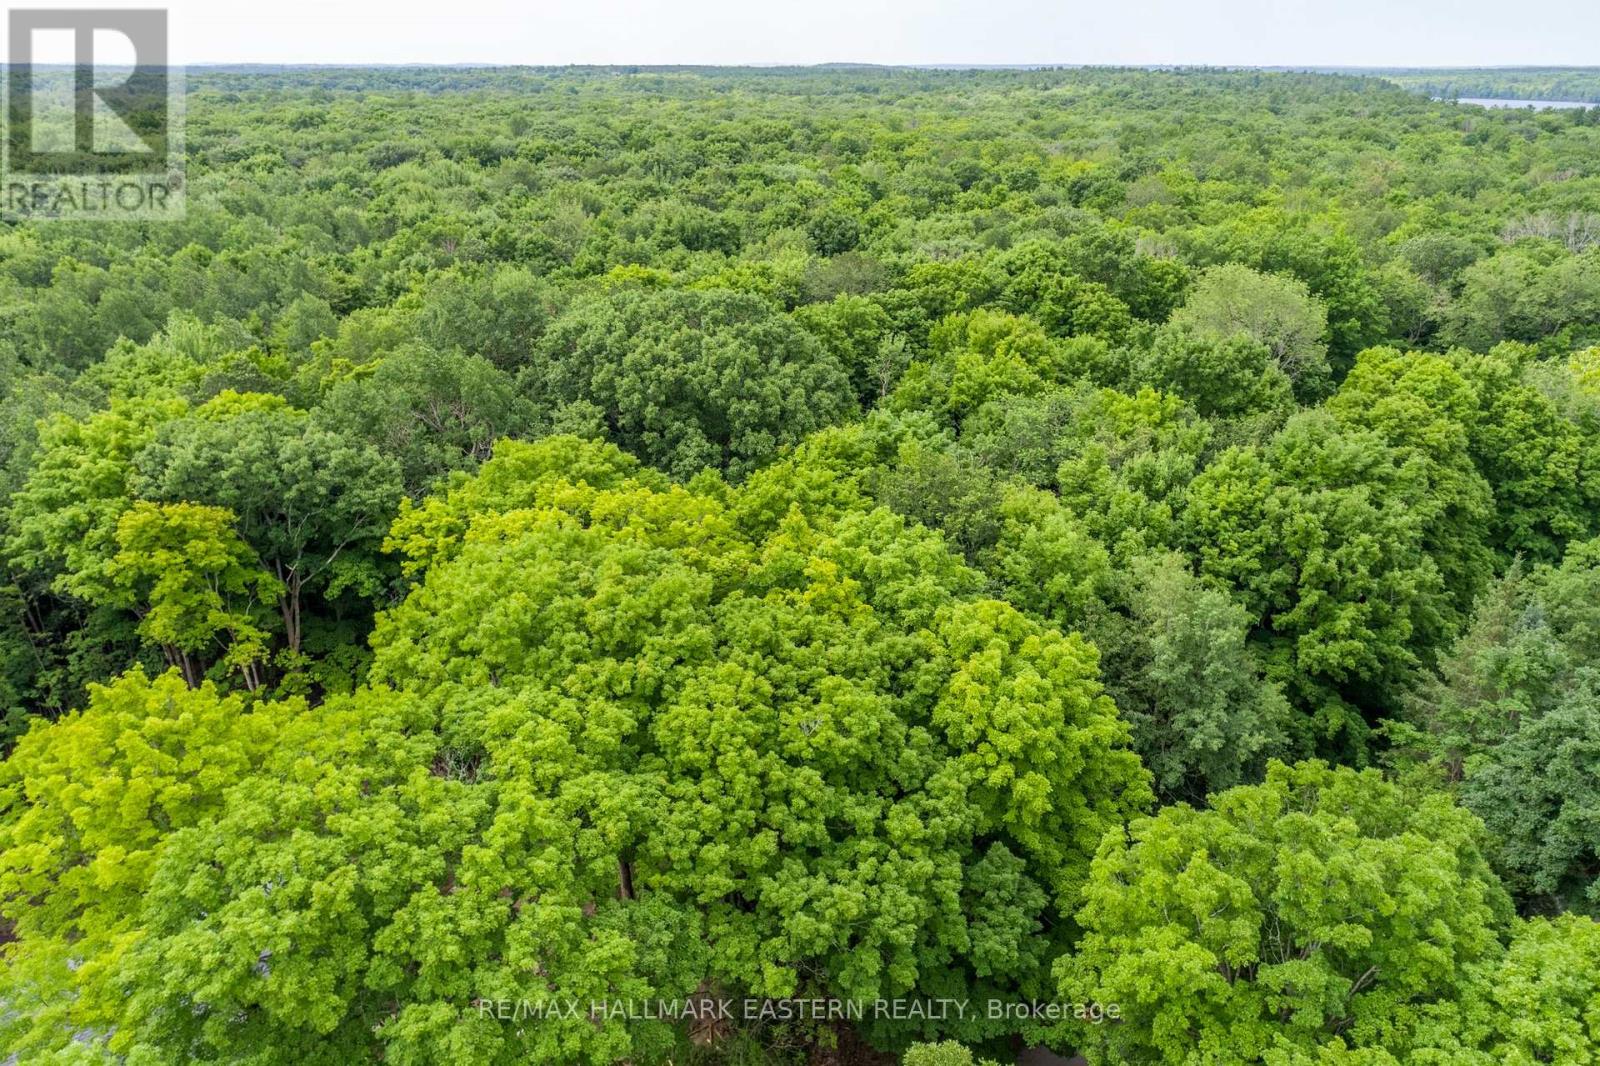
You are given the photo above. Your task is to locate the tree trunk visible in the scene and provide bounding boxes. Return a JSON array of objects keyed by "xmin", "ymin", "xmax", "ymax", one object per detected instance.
[
  {"xmin": 172, "ymin": 648, "xmax": 203, "ymax": 689},
  {"xmin": 276, "ymin": 563, "xmax": 303, "ymax": 655}
]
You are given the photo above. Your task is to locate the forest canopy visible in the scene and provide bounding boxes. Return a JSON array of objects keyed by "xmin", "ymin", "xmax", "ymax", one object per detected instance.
[{"xmin": 2, "ymin": 65, "xmax": 1600, "ymax": 1065}]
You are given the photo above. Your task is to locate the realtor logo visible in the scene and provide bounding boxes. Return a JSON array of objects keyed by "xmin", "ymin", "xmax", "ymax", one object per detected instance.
[{"xmin": 3, "ymin": 8, "xmax": 185, "ymax": 219}]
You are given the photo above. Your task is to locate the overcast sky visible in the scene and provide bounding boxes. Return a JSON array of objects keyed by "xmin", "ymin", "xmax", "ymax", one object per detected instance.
[{"xmin": 44, "ymin": 0, "xmax": 1600, "ymax": 67}]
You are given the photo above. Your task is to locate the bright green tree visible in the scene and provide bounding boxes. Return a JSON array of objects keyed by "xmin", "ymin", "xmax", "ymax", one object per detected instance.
[
  {"xmin": 1403, "ymin": 915, "xmax": 1600, "ymax": 1064},
  {"xmin": 1329, "ymin": 346, "xmax": 1496, "ymax": 625},
  {"xmin": 1452, "ymin": 344, "xmax": 1600, "ymax": 561},
  {"xmin": 904, "ymin": 1041, "xmax": 1004, "ymax": 1066},
  {"xmin": 106, "ymin": 501, "xmax": 282, "ymax": 690},
  {"xmin": 1056, "ymin": 761, "xmax": 1512, "ymax": 1065},
  {"xmin": 892, "ymin": 311, "xmax": 1107, "ymax": 430},
  {"xmin": 0, "ymin": 669, "xmax": 294, "ymax": 1057},
  {"xmin": 26, "ymin": 437, "xmax": 1151, "ymax": 1063},
  {"xmin": 1053, "ymin": 387, "xmax": 1211, "ymax": 563},
  {"xmin": 5, "ymin": 397, "xmax": 187, "ymax": 604}
]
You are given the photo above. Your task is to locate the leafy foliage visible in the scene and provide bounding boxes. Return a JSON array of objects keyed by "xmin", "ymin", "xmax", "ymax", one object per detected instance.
[
  {"xmin": 1393, "ymin": 538, "xmax": 1600, "ymax": 916},
  {"xmin": 1056, "ymin": 761, "xmax": 1512, "ymax": 1065},
  {"xmin": 3, "ymin": 63, "xmax": 1600, "ymax": 1064},
  {"xmin": 2, "ymin": 439, "xmax": 1151, "ymax": 1061},
  {"xmin": 0, "ymin": 670, "xmax": 294, "ymax": 1055},
  {"xmin": 107, "ymin": 501, "xmax": 281, "ymax": 688},
  {"xmin": 1168, "ymin": 265, "xmax": 1332, "ymax": 401},
  {"xmin": 526, "ymin": 287, "xmax": 856, "ymax": 479}
]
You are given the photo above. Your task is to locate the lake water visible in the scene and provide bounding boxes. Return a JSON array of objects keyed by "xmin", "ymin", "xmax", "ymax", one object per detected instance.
[{"xmin": 1450, "ymin": 97, "xmax": 1595, "ymax": 110}]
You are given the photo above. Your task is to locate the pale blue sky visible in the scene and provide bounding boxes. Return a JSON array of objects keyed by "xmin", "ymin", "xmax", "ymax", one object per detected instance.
[{"xmin": 140, "ymin": 0, "xmax": 1600, "ymax": 66}]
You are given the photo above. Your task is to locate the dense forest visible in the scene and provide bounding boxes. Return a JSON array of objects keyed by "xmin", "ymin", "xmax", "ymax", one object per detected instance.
[
  {"xmin": 1372, "ymin": 66, "xmax": 1600, "ymax": 102},
  {"xmin": 3, "ymin": 65, "xmax": 1600, "ymax": 1064}
]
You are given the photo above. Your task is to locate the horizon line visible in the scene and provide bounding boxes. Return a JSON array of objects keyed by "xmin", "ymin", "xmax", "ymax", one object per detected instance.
[{"xmin": 10, "ymin": 61, "xmax": 1600, "ymax": 71}]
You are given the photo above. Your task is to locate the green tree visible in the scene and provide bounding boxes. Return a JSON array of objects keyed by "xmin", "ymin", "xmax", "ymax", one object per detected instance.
[
  {"xmin": 1443, "ymin": 247, "xmax": 1600, "ymax": 352},
  {"xmin": 525, "ymin": 286, "xmax": 856, "ymax": 479},
  {"xmin": 1109, "ymin": 554, "xmax": 1294, "ymax": 802},
  {"xmin": 415, "ymin": 265, "xmax": 553, "ymax": 371},
  {"xmin": 892, "ymin": 311, "xmax": 1104, "ymax": 430},
  {"xmin": 106, "ymin": 501, "xmax": 282, "ymax": 690},
  {"xmin": 1404, "ymin": 915, "xmax": 1600, "ymax": 1064},
  {"xmin": 1461, "ymin": 689, "xmax": 1600, "ymax": 916},
  {"xmin": 132, "ymin": 392, "xmax": 402, "ymax": 660},
  {"xmin": 994, "ymin": 239, "xmax": 1136, "ymax": 344},
  {"xmin": 268, "ymin": 293, "xmax": 340, "ymax": 355},
  {"xmin": 32, "ymin": 438, "xmax": 1151, "ymax": 1062},
  {"xmin": 1178, "ymin": 209, "xmax": 1384, "ymax": 372},
  {"xmin": 1169, "ymin": 264, "xmax": 1332, "ymax": 401},
  {"xmin": 1052, "ymin": 387, "xmax": 1211, "ymax": 563},
  {"xmin": 0, "ymin": 583, "xmax": 37, "ymax": 747},
  {"xmin": 1328, "ymin": 346, "xmax": 1496, "ymax": 625},
  {"xmin": 1134, "ymin": 323, "xmax": 1295, "ymax": 420},
  {"xmin": 903, "ymin": 1041, "xmax": 1003, "ymax": 1066},
  {"xmin": 1391, "ymin": 563, "xmax": 1558, "ymax": 785},
  {"xmin": 1184, "ymin": 412, "xmax": 1450, "ymax": 755},
  {"xmin": 792, "ymin": 293, "xmax": 901, "ymax": 405},
  {"xmin": 5, "ymin": 397, "xmax": 187, "ymax": 604},
  {"xmin": 0, "ymin": 669, "xmax": 294, "ymax": 1057},
  {"xmin": 1453, "ymin": 344, "xmax": 1600, "ymax": 561},
  {"xmin": 868, "ymin": 436, "xmax": 1007, "ymax": 565},
  {"xmin": 983, "ymin": 485, "xmax": 1113, "ymax": 630},
  {"xmin": 316, "ymin": 345, "xmax": 535, "ymax": 494},
  {"xmin": 1057, "ymin": 761, "xmax": 1512, "ymax": 1065},
  {"xmin": 1392, "ymin": 537, "xmax": 1600, "ymax": 915}
]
